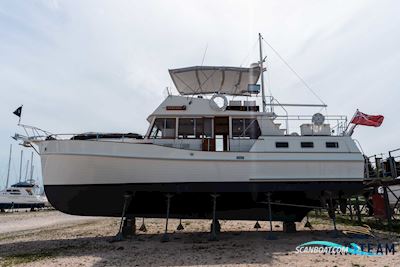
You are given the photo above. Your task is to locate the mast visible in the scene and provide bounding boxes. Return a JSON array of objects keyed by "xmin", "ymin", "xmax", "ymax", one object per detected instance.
[
  {"xmin": 30, "ymin": 152, "xmax": 33, "ymax": 182},
  {"xmin": 19, "ymin": 150, "xmax": 23, "ymax": 182},
  {"xmin": 30, "ymin": 165, "xmax": 34, "ymax": 182},
  {"xmin": 5, "ymin": 144, "xmax": 12, "ymax": 188},
  {"xmin": 258, "ymin": 33, "xmax": 266, "ymax": 112},
  {"xmin": 24, "ymin": 160, "xmax": 29, "ymax": 181}
]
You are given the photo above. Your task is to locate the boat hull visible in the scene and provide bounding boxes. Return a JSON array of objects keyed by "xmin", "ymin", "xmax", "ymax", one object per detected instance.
[
  {"xmin": 38, "ymin": 140, "xmax": 365, "ymax": 221},
  {"xmin": 44, "ymin": 181, "xmax": 363, "ymax": 221}
]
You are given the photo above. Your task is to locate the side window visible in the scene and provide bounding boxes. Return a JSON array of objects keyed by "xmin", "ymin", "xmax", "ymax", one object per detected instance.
[
  {"xmin": 149, "ymin": 118, "xmax": 176, "ymax": 138},
  {"xmin": 178, "ymin": 118, "xmax": 213, "ymax": 139},
  {"xmin": 301, "ymin": 142, "xmax": 314, "ymax": 148},
  {"xmin": 232, "ymin": 118, "xmax": 261, "ymax": 139},
  {"xmin": 178, "ymin": 118, "xmax": 195, "ymax": 138},
  {"xmin": 245, "ymin": 119, "xmax": 261, "ymax": 139},
  {"xmin": 326, "ymin": 142, "xmax": 339, "ymax": 148},
  {"xmin": 276, "ymin": 142, "xmax": 289, "ymax": 148},
  {"xmin": 232, "ymin": 119, "xmax": 244, "ymax": 137}
]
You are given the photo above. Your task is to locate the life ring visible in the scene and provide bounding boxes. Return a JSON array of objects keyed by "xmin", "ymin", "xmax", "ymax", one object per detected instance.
[{"xmin": 209, "ymin": 94, "xmax": 228, "ymax": 111}]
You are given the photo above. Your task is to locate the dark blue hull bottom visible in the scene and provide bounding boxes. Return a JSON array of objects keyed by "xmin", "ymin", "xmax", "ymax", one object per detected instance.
[{"xmin": 44, "ymin": 181, "xmax": 363, "ymax": 222}]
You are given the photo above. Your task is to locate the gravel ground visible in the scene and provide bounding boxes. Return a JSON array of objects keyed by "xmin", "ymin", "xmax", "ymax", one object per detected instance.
[{"xmin": 0, "ymin": 210, "xmax": 399, "ymax": 266}]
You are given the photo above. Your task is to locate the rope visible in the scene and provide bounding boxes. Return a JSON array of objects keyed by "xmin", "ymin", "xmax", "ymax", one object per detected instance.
[
  {"xmin": 261, "ymin": 36, "xmax": 327, "ymax": 106},
  {"xmin": 239, "ymin": 39, "xmax": 259, "ymax": 67}
]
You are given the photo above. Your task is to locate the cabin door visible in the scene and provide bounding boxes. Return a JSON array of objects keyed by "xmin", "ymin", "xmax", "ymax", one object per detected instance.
[{"xmin": 214, "ymin": 116, "xmax": 229, "ymax": 151}]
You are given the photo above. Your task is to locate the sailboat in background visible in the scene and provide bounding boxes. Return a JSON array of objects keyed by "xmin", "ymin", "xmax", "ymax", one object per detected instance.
[{"xmin": 0, "ymin": 145, "xmax": 48, "ymax": 212}]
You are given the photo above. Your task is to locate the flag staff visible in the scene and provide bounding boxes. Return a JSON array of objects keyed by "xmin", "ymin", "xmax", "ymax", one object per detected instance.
[
  {"xmin": 344, "ymin": 109, "xmax": 358, "ymax": 135},
  {"xmin": 13, "ymin": 105, "xmax": 23, "ymax": 125}
]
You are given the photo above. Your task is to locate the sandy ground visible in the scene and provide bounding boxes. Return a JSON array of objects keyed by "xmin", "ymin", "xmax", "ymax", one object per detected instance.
[{"xmin": 0, "ymin": 210, "xmax": 399, "ymax": 266}]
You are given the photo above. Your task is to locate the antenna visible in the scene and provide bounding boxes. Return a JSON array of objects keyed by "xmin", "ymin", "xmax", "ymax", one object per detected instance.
[
  {"xmin": 258, "ymin": 33, "xmax": 266, "ymax": 112},
  {"xmin": 201, "ymin": 44, "xmax": 208, "ymax": 66}
]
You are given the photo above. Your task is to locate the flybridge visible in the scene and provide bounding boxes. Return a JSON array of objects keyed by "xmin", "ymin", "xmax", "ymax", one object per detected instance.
[{"xmin": 169, "ymin": 64, "xmax": 261, "ymax": 96}]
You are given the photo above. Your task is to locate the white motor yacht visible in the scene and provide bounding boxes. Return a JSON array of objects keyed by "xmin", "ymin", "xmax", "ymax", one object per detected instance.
[
  {"xmin": 0, "ymin": 181, "xmax": 46, "ymax": 211},
  {"xmin": 15, "ymin": 36, "xmax": 366, "ymax": 222}
]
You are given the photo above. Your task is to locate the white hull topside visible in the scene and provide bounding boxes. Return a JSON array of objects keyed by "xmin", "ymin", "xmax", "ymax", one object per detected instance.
[
  {"xmin": 0, "ymin": 195, "xmax": 45, "ymax": 205},
  {"xmin": 37, "ymin": 139, "xmax": 365, "ymax": 186}
]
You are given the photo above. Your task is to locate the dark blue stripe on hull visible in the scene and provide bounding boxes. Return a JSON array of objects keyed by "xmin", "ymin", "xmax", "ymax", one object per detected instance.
[{"xmin": 44, "ymin": 181, "xmax": 363, "ymax": 222}]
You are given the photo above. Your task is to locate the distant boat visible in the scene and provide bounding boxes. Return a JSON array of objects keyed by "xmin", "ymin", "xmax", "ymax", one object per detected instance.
[{"xmin": 0, "ymin": 181, "xmax": 46, "ymax": 211}]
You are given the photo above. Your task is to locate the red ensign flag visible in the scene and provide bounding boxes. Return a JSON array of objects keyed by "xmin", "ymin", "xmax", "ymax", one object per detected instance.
[{"xmin": 351, "ymin": 110, "xmax": 384, "ymax": 127}]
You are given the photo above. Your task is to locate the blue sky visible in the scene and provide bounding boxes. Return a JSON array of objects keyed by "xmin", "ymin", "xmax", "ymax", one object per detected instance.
[{"xmin": 0, "ymin": 0, "xmax": 399, "ymax": 187}]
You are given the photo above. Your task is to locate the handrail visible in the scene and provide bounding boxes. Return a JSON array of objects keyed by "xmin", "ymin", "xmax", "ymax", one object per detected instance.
[{"xmin": 269, "ymin": 96, "xmax": 289, "ymax": 134}]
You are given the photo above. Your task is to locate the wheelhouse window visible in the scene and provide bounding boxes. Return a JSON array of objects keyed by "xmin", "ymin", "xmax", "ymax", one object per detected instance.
[
  {"xmin": 178, "ymin": 118, "xmax": 213, "ymax": 138},
  {"xmin": 301, "ymin": 142, "xmax": 314, "ymax": 148},
  {"xmin": 326, "ymin": 142, "xmax": 339, "ymax": 148},
  {"xmin": 276, "ymin": 142, "xmax": 289, "ymax": 148},
  {"xmin": 149, "ymin": 118, "xmax": 176, "ymax": 138},
  {"xmin": 232, "ymin": 118, "xmax": 261, "ymax": 139}
]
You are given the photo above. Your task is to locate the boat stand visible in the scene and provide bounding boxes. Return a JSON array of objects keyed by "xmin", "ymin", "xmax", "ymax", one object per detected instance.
[
  {"xmin": 265, "ymin": 192, "xmax": 277, "ymax": 240},
  {"xmin": 177, "ymin": 218, "xmax": 184, "ymax": 231},
  {"xmin": 0, "ymin": 208, "xmax": 5, "ymax": 213},
  {"xmin": 139, "ymin": 217, "xmax": 147, "ymax": 232},
  {"xmin": 114, "ymin": 193, "xmax": 134, "ymax": 242},
  {"xmin": 283, "ymin": 222, "xmax": 296, "ymax": 233},
  {"xmin": 209, "ymin": 194, "xmax": 220, "ymax": 241},
  {"xmin": 254, "ymin": 221, "xmax": 261, "ymax": 231},
  {"xmin": 304, "ymin": 214, "xmax": 313, "ymax": 229},
  {"xmin": 161, "ymin": 194, "xmax": 173, "ymax": 242},
  {"xmin": 329, "ymin": 197, "xmax": 339, "ymax": 237}
]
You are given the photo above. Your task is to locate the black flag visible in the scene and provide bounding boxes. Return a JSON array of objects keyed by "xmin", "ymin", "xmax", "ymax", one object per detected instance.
[{"xmin": 13, "ymin": 106, "xmax": 23, "ymax": 117}]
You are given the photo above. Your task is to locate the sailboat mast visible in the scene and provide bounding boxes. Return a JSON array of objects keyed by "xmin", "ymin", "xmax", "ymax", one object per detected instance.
[
  {"xmin": 24, "ymin": 160, "xmax": 29, "ymax": 181},
  {"xmin": 5, "ymin": 144, "xmax": 12, "ymax": 188},
  {"xmin": 258, "ymin": 33, "xmax": 266, "ymax": 112},
  {"xmin": 19, "ymin": 150, "xmax": 23, "ymax": 182},
  {"xmin": 30, "ymin": 152, "xmax": 33, "ymax": 182}
]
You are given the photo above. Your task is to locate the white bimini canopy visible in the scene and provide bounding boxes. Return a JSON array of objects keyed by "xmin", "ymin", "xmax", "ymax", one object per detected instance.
[{"xmin": 169, "ymin": 64, "xmax": 261, "ymax": 96}]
